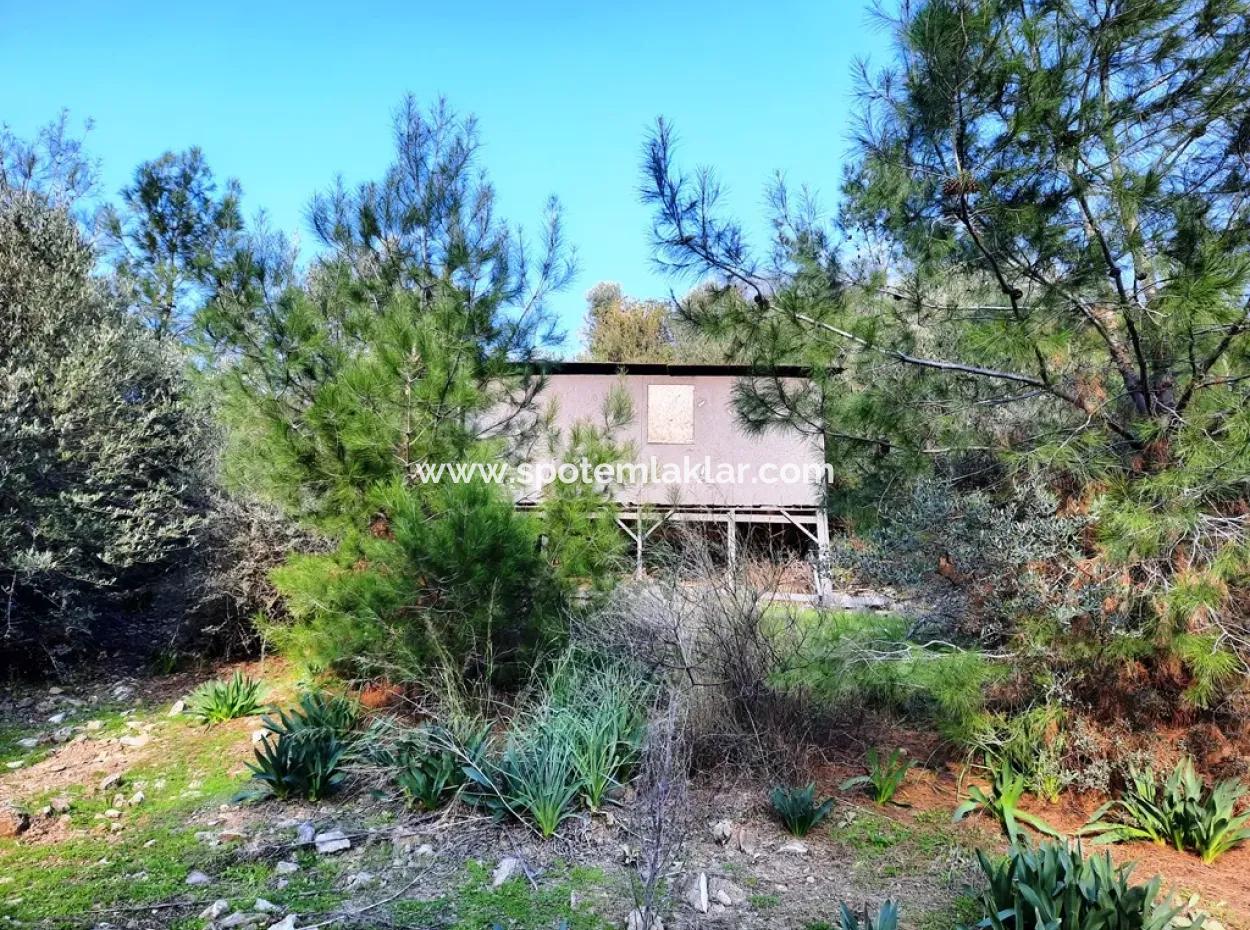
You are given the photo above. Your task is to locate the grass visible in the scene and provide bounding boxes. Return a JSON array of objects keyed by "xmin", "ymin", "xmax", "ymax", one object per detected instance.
[
  {"xmin": 0, "ymin": 667, "xmax": 330, "ymax": 928},
  {"xmin": 390, "ymin": 861, "xmax": 611, "ymax": 929},
  {"xmin": 750, "ymin": 893, "xmax": 782, "ymax": 910},
  {"xmin": 916, "ymin": 894, "xmax": 983, "ymax": 930}
]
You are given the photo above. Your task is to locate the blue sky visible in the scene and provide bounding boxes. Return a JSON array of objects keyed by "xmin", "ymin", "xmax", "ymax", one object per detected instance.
[{"xmin": 2, "ymin": 1, "xmax": 891, "ymax": 352}]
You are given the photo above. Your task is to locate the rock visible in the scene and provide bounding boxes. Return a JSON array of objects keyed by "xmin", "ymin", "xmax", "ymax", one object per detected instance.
[
  {"xmin": 711, "ymin": 819, "xmax": 734, "ymax": 844},
  {"xmin": 219, "ymin": 912, "xmax": 267, "ymax": 928},
  {"xmin": 268, "ymin": 915, "xmax": 298, "ymax": 930},
  {"xmin": 219, "ymin": 830, "xmax": 246, "ymax": 843},
  {"xmin": 50, "ymin": 726, "xmax": 74, "ymax": 743},
  {"xmin": 683, "ymin": 872, "xmax": 709, "ymax": 913},
  {"xmin": 492, "ymin": 856, "xmax": 521, "ymax": 887},
  {"xmin": 16, "ymin": 737, "xmax": 39, "ymax": 750},
  {"xmin": 709, "ymin": 878, "xmax": 747, "ymax": 907},
  {"xmin": 119, "ymin": 734, "xmax": 149, "ymax": 749},
  {"xmin": 626, "ymin": 909, "xmax": 664, "ymax": 930},
  {"xmin": 48, "ymin": 712, "xmax": 66, "ymax": 725},
  {"xmin": 104, "ymin": 808, "xmax": 122, "ymax": 820},
  {"xmin": 199, "ymin": 900, "xmax": 230, "ymax": 920},
  {"xmin": 253, "ymin": 899, "xmax": 281, "ymax": 914},
  {"xmin": 129, "ymin": 791, "xmax": 145, "ymax": 807},
  {"xmin": 778, "ymin": 840, "xmax": 809, "ymax": 855},
  {"xmin": 343, "ymin": 872, "xmax": 375, "ymax": 891},
  {"xmin": 100, "ymin": 772, "xmax": 124, "ymax": 792},
  {"xmin": 112, "ymin": 793, "xmax": 127, "ymax": 809},
  {"xmin": 313, "ymin": 829, "xmax": 350, "ymax": 854},
  {"xmin": 274, "ymin": 860, "xmax": 300, "ymax": 875},
  {"xmin": 5, "ymin": 761, "xmax": 22, "ymax": 769},
  {"xmin": 168, "ymin": 700, "xmax": 186, "ymax": 717},
  {"xmin": 185, "ymin": 869, "xmax": 211, "ymax": 886},
  {"xmin": 414, "ymin": 843, "xmax": 435, "ymax": 858},
  {"xmin": 0, "ymin": 805, "xmax": 30, "ymax": 838},
  {"xmin": 296, "ymin": 822, "xmax": 316, "ymax": 845},
  {"xmin": 85, "ymin": 720, "xmax": 104, "ymax": 731}
]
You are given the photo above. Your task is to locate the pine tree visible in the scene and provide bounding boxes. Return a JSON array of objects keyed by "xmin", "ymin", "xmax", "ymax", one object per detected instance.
[
  {"xmin": 642, "ymin": 0, "xmax": 1250, "ymax": 707},
  {"xmin": 202, "ymin": 98, "xmax": 577, "ymax": 679}
]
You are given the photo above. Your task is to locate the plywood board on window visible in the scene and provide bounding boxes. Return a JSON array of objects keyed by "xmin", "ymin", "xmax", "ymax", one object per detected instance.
[{"xmin": 647, "ymin": 384, "xmax": 694, "ymax": 443}]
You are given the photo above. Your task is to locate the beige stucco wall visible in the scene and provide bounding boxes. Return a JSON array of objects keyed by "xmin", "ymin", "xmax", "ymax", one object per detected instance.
[{"xmin": 517, "ymin": 372, "xmax": 826, "ymax": 509}]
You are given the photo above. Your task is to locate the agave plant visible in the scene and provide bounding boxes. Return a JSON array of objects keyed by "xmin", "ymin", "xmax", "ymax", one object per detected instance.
[
  {"xmin": 835, "ymin": 899, "xmax": 899, "ymax": 930},
  {"xmin": 972, "ymin": 838, "xmax": 1188, "ymax": 930},
  {"xmin": 840, "ymin": 748, "xmax": 912, "ymax": 806},
  {"xmin": 245, "ymin": 691, "xmax": 360, "ymax": 801},
  {"xmin": 1081, "ymin": 757, "xmax": 1250, "ymax": 863},
  {"xmin": 186, "ymin": 671, "xmax": 265, "ymax": 724},
  {"xmin": 394, "ymin": 722, "xmax": 490, "ymax": 811},
  {"xmin": 953, "ymin": 755, "xmax": 1060, "ymax": 845},
  {"xmin": 770, "ymin": 783, "xmax": 835, "ymax": 837}
]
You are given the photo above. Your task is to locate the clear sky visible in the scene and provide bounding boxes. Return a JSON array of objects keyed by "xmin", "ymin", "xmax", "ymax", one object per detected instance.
[{"xmin": 2, "ymin": 0, "xmax": 891, "ymax": 353}]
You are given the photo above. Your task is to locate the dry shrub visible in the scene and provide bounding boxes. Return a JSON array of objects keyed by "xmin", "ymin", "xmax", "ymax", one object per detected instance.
[
  {"xmin": 182, "ymin": 492, "xmax": 330, "ymax": 658},
  {"xmin": 577, "ymin": 527, "xmax": 846, "ymax": 780},
  {"xmin": 627, "ymin": 691, "xmax": 691, "ymax": 929}
]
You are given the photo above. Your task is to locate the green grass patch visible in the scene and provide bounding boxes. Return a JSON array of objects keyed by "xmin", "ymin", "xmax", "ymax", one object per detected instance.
[
  {"xmin": 391, "ymin": 861, "xmax": 611, "ymax": 929},
  {"xmin": 916, "ymin": 893, "xmax": 983, "ymax": 930},
  {"xmin": 750, "ymin": 893, "xmax": 782, "ymax": 910}
]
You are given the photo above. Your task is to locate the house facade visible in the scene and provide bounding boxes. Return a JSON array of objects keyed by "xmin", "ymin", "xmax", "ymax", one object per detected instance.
[{"xmin": 515, "ymin": 362, "xmax": 831, "ymax": 597}]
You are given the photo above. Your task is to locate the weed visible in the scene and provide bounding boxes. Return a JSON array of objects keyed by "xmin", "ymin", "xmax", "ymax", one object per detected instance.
[
  {"xmin": 840, "ymin": 748, "xmax": 912, "ymax": 805},
  {"xmin": 186, "ymin": 671, "xmax": 265, "ymax": 724},
  {"xmin": 953, "ymin": 755, "xmax": 1060, "ymax": 845}
]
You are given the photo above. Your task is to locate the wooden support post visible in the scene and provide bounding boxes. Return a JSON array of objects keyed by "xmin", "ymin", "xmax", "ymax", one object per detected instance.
[
  {"xmin": 635, "ymin": 508, "xmax": 644, "ymax": 579},
  {"xmin": 815, "ymin": 508, "xmax": 831, "ymax": 607}
]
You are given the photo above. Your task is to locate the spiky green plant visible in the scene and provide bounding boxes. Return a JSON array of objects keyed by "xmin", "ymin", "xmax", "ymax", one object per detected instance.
[
  {"xmin": 835, "ymin": 900, "xmax": 899, "ymax": 930},
  {"xmin": 1081, "ymin": 757, "xmax": 1250, "ymax": 863},
  {"xmin": 244, "ymin": 691, "xmax": 359, "ymax": 801},
  {"xmin": 186, "ymin": 671, "xmax": 264, "ymax": 724},
  {"xmin": 494, "ymin": 720, "xmax": 584, "ymax": 838},
  {"xmin": 394, "ymin": 722, "xmax": 489, "ymax": 811},
  {"xmin": 971, "ymin": 839, "xmax": 1187, "ymax": 930},
  {"xmin": 770, "ymin": 783, "xmax": 834, "ymax": 837},
  {"xmin": 841, "ymin": 748, "xmax": 912, "ymax": 806},
  {"xmin": 953, "ymin": 756, "xmax": 1060, "ymax": 845}
]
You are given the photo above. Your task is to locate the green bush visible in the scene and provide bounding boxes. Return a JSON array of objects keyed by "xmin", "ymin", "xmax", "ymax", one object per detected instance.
[
  {"xmin": 0, "ymin": 161, "xmax": 204, "ymax": 664},
  {"xmin": 1082, "ymin": 757, "xmax": 1250, "ymax": 863},
  {"xmin": 770, "ymin": 784, "xmax": 834, "ymax": 837},
  {"xmin": 186, "ymin": 671, "xmax": 265, "ymax": 724},
  {"xmin": 953, "ymin": 756, "xmax": 1060, "ymax": 846},
  {"xmin": 970, "ymin": 839, "xmax": 1185, "ymax": 930},
  {"xmin": 266, "ymin": 479, "xmax": 564, "ymax": 682},
  {"xmin": 245, "ymin": 691, "xmax": 359, "ymax": 801},
  {"xmin": 840, "ymin": 748, "xmax": 911, "ymax": 806}
]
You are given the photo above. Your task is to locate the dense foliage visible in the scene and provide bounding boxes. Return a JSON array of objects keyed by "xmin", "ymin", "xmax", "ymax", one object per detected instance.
[
  {"xmin": 973, "ymin": 840, "xmax": 1184, "ymax": 930},
  {"xmin": 0, "ymin": 122, "xmax": 204, "ymax": 669},
  {"xmin": 642, "ymin": 0, "xmax": 1250, "ymax": 736}
]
